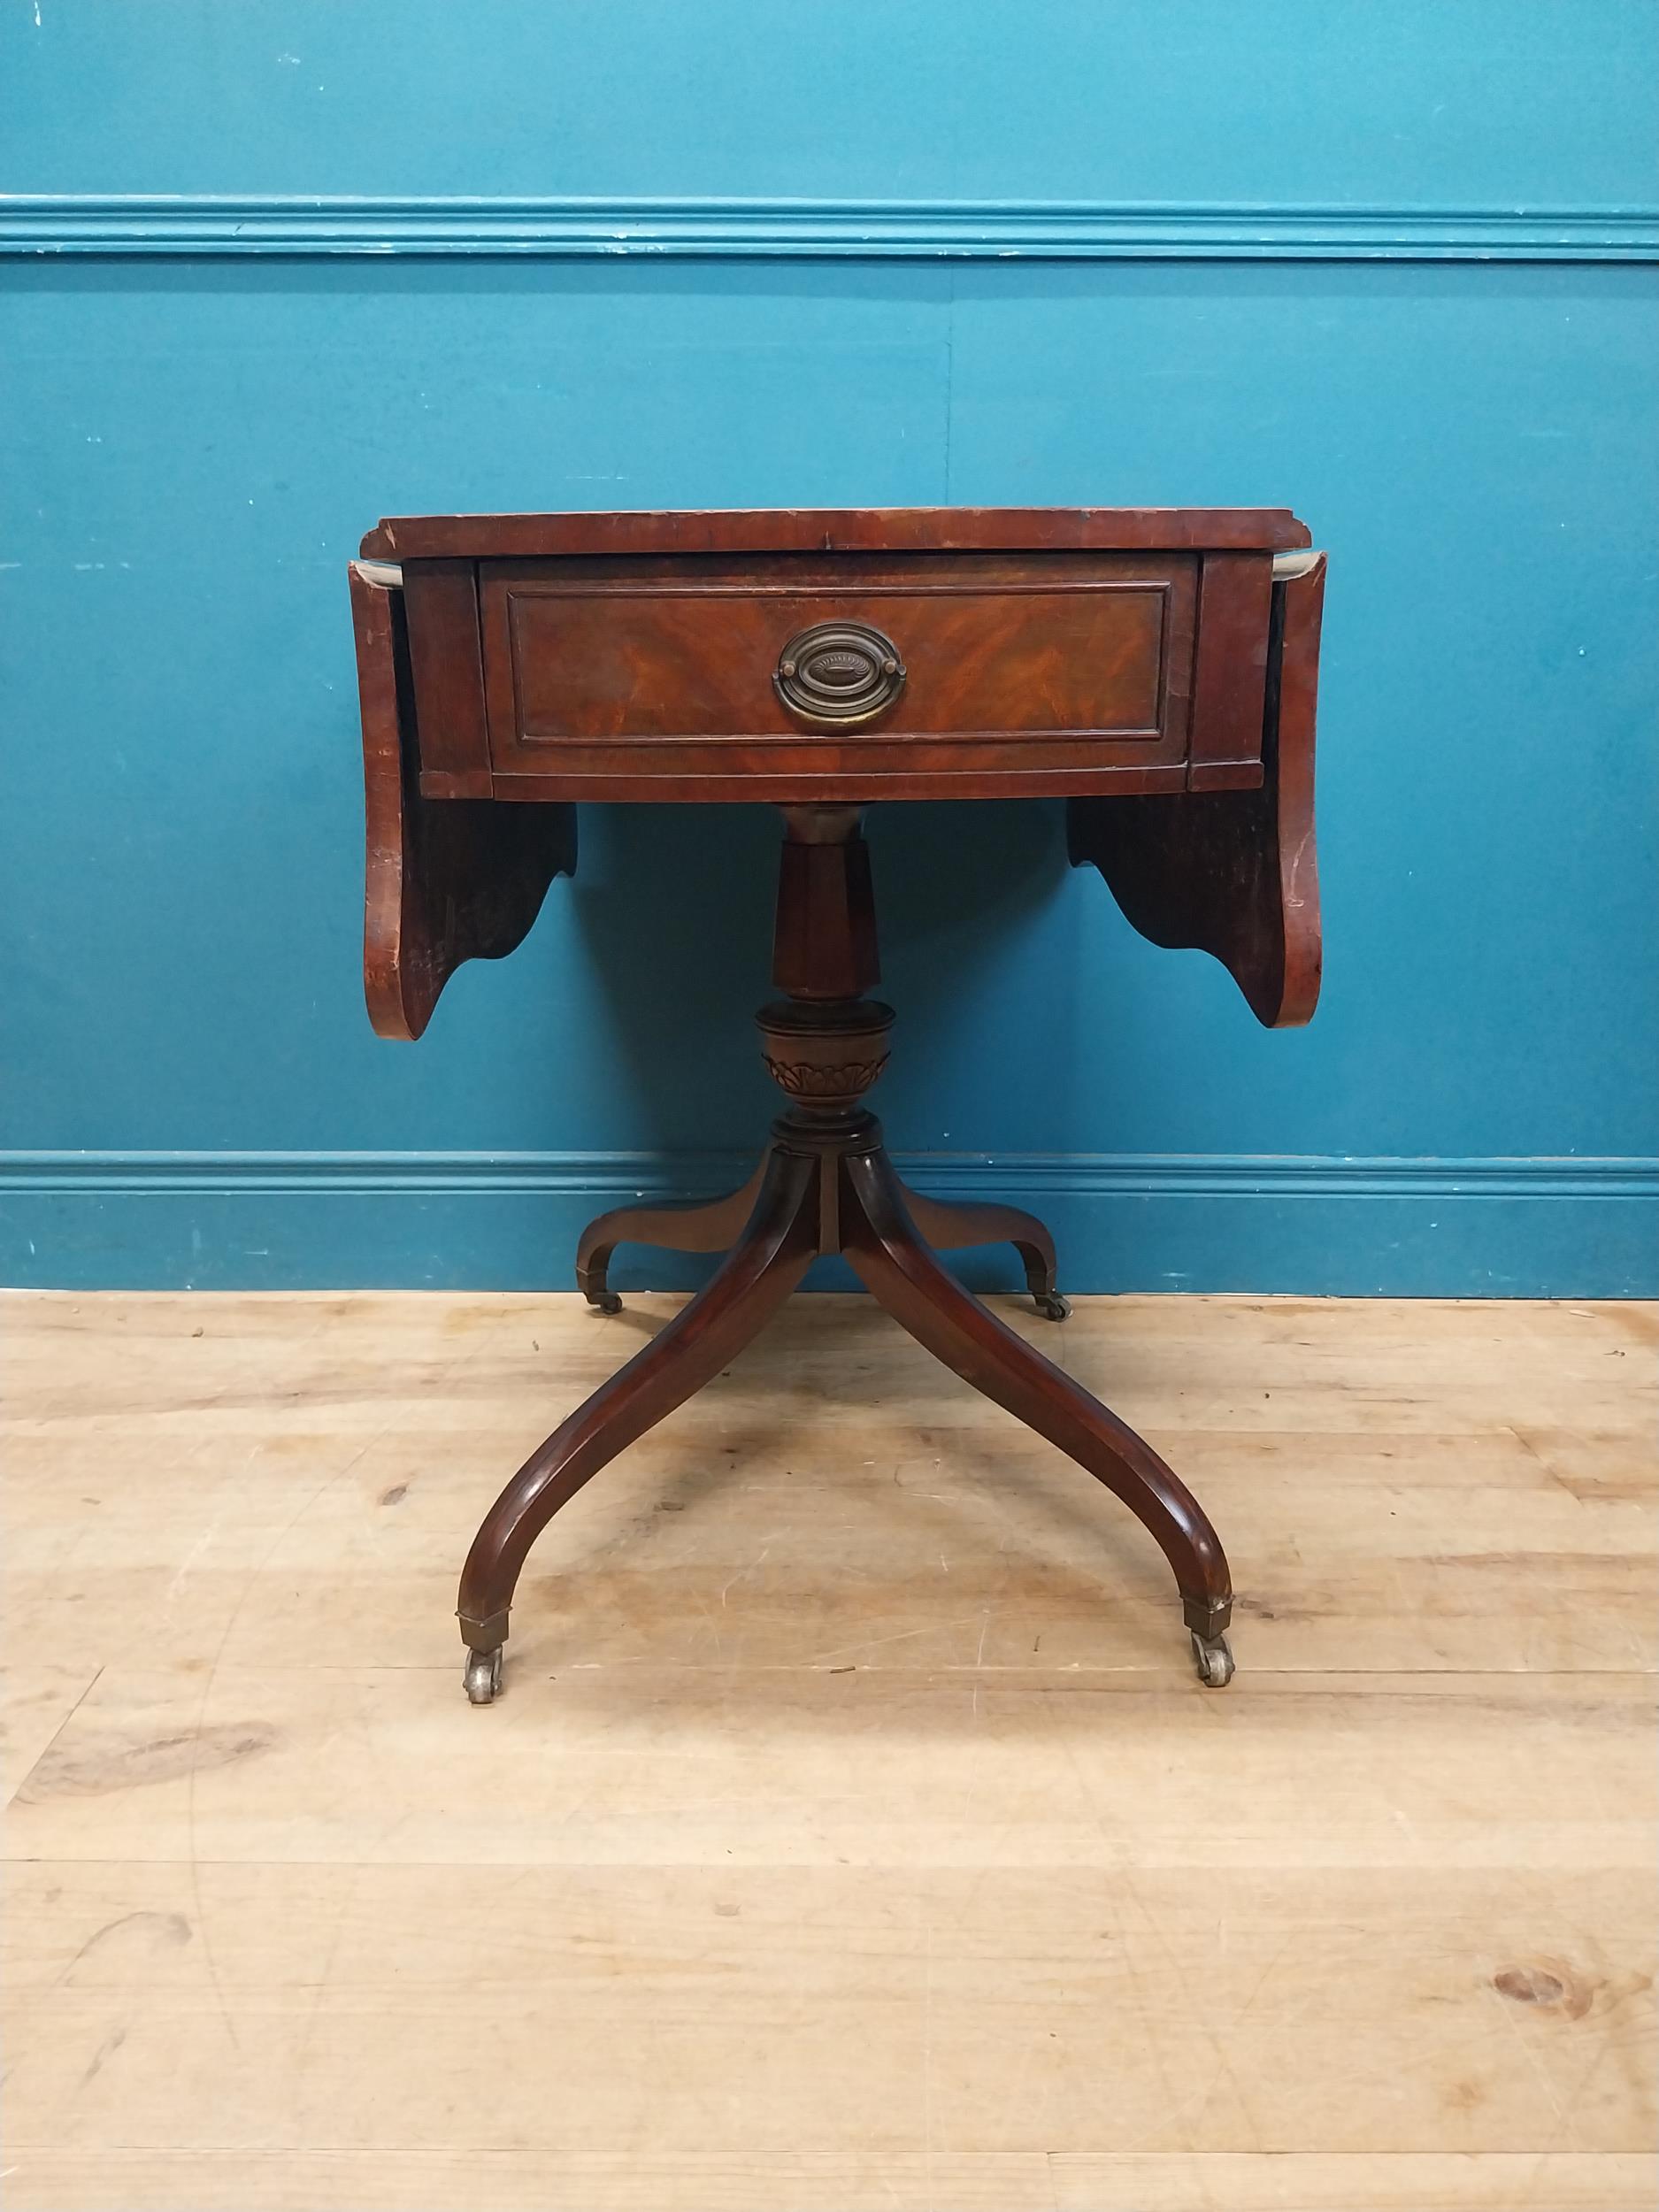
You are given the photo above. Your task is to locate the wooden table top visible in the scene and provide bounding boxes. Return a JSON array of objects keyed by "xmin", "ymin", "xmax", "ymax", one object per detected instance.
[{"xmin": 360, "ymin": 504, "xmax": 1313, "ymax": 562}]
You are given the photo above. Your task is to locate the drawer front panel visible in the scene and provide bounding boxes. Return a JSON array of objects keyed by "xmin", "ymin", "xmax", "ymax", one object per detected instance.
[{"xmin": 479, "ymin": 554, "xmax": 1196, "ymax": 790}]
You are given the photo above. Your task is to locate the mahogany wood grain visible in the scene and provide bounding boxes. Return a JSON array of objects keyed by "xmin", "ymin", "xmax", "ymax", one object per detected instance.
[
  {"xmin": 487, "ymin": 556, "xmax": 1180, "ymax": 735},
  {"xmin": 457, "ymin": 1146, "xmax": 819, "ymax": 1652},
  {"xmin": 349, "ymin": 564, "xmax": 574, "ymax": 1041},
  {"xmin": 575, "ymin": 1164, "xmax": 769, "ymax": 1309},
  {"xmin": 454, "ymin": 807, "xmax": 1235, "ymax": 1683},
  {"xmin": 364, "ymin": 505, "xmax": 1311, "ymax": 562},
  {"xmin": 400, "ymin": 559, "xmax": 493, "ymax": 794},
  {"xmin": 346, "ymin": 509, "xmax": 1322, "ymax": 1693},
  {"xmin": 899, "ymin": 1190, "xmax": 1061, "ymax": 1308},
  {"xmin": 480, "ymin": 758, "xmax": 1209, "ymax": 805},
  {"xmin": 1067, "ymin": 552, "xmax": 1325, "ymax": 1028},
  {"xmin": 368, "ymin": 514, "xmax": 1310, "ymax": 806},
  {"xmin": 841, "ymin": 1146, "xmax": 1232, "ymax": 1639},
  {"xmin": 1188, "ymin": 552, "xmax": 1274, "ymax": 787},
  {"xmin": 477, "ymin": 552, "xmax": 1196, "ymax": 797},
  {"xmin": 772, "ymin": 805, "xmax": 880, "ymax": 1000},
  {"xmin": 577, "ymin": 1175, "xmax": 1064, "ymax": 1315}
]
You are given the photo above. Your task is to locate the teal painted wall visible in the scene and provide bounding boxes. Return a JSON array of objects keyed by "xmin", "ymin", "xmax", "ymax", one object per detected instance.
[{"xmin": 3, "ymin": 1, "xmax": 1656, "ymax": 1294}]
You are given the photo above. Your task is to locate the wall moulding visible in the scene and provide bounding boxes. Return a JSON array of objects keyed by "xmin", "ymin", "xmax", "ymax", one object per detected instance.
[{"xmin": 4, "ymin": 196, "xmax": 1657, "ymax": 263}]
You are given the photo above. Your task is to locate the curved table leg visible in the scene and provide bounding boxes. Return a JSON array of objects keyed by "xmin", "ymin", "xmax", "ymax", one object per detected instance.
[
  {"xmin": 841, "ymin": 1143, "xmax": 1234, "ymax": 1684},
  {"xmin": 897, "ymin": 1188, "xmax": 1069, "ymax": 1321},
  {"xmin": 576, "ymin": 1162, "xmax": 769, "ymax": 1311},
  {"xmin": 459, "ymin": 1147, "xmax": 818, "ymax": 1701}
]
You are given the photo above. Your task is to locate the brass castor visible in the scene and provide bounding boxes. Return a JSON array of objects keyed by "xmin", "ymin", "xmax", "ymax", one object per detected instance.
[
  {"xmin": 1190, "ymin": 1631, "xmax": 1235, "ymax": 1688},
  {"xmin": 463, "ymin": 1647, "xmax": 503, "ymax": 1705}
]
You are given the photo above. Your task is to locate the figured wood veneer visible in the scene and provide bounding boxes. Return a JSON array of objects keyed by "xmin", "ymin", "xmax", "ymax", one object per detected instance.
[
  {"xmin": 349, "ymin": 509, "xmax": 1324, "ymax": 1032},
  {"xmin": 1067, "ymin": 552, "xmax": 1325, "ymax": 1026},
  {"xmin": 346, "ymin": 508, "xmax": 1327, "ymax": 1701},
  {"xmin": 349, "ymin": 563, "xmax": 573, "ymax": 1041}
]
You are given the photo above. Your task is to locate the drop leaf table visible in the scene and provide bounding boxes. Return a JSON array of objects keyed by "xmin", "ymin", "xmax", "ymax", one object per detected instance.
[{"xmin": 348, "ymin": 507, "xmax": 1325, "ymax": 1703}]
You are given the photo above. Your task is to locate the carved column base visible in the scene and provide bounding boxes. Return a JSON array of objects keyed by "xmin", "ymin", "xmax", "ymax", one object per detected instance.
[{"xmin": 757, "ymin": 997, "xmax": 894, "ymax": 1120}]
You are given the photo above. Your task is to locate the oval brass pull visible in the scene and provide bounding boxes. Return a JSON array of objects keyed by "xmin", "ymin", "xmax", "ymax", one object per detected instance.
[{"xmin": 775, "ymin": 620, "xmax": 905, "ymax": 726}]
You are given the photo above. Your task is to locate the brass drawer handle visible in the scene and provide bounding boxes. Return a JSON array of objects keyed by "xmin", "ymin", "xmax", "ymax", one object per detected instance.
[{"xmin": 775, "ymin": 620, "xmax": 906, "ymax": 726}]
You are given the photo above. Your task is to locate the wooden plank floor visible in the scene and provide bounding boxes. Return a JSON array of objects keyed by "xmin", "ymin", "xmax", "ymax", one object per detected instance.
[{"xmin": 2, "ymin": 1290, "xmax": 1655, "ymax": 2212}]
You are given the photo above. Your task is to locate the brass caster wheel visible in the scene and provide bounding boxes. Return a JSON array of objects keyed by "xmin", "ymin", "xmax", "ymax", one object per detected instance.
[
  {"xmin": 463, "ymin": 1647, "xmax": 503, "ymax": 1705},
  {"xmin": 1190, "ymin": 1631, "xmax": 1235, "ymax": 1688},
  {"xmin": 1033, "ymin": 1291, "xmax": 1072, "ymax": 1322},
  {"xmin": 585, "ymin": 1289, "xmax": 623, "ymax": 1316}
]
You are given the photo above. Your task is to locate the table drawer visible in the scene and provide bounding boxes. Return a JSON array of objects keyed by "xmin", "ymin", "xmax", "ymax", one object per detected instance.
[{"xmin": 471, "ymin": 552, "xmax": 1211, "ymax": 801}]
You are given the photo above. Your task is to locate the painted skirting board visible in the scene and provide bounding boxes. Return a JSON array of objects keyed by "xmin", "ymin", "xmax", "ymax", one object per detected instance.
[{"xmin": 3, "ymin": 1154, "xmax": 1654, "ymax": 1297}]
